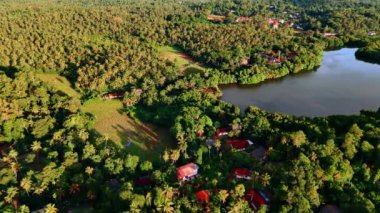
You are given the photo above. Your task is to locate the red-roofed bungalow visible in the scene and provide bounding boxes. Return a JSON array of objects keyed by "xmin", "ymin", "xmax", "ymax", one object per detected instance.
[
  {"xmin": 236, "ymin": 16, "xmax": 253, "ymax": 22},
  {"xmin": 323, "ymin": 32, "xmax": 338, "ymax": 37},
  {"xmin": 177, "ymin": 163, "xmax": 199, "ymax": 181},
  {"xmin": 232, "ymin": 168, "xmax": 252, "ymax": 180},
  {"xmin": 268, "ymin": 18, "xmax": 279, "ymax": 29},
  {"xmin": 227, "ymin": 139, "xmax": 253, "ymax": 151},
  {"xmin": 267, "ymin": 57, "xmax": 281, "ymax": 65},
  {"xmin": 207, "ymin": 15, "xmax": 225, "ymax": 22},
  {"xmin": 272, "ymin": 21, "xmax": 279, "ymax": 29},
  {"xmin": 103, "ymin": 92, "xmax": 124, "ymax": 99},
  {"xmin": 196, "ymin": 190, "xmax": 210, "ymax": 203},
  {"xmin": 245, "ymin": 189, "xmax": 268, "ymax": 211},
  {"xmin": 214, "ymin": 127, "xmax": 232, "ymax": 139}
]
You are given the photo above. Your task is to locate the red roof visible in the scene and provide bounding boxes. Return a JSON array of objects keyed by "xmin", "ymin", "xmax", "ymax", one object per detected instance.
[
  {"xmin": 233, "ymin": 168, "xmax": 252, "ymax": 179},
  {"xmin": 207, "ymin": 15, "xmax": 225, "ymax": 22},
  {"xmin": 236, "ymin": 16, "xmax": 253, "ymax": 22},
  {"xmin": 196, "ymin": 190, "xmax": 210, "ymax": 203},
  {"xmin": 245, "ymin": 189, "xmax": 267, "ymax": 211},
  {"xmin": 103, "ymin": 92, "xmax": 124, "ymax": 99},
  {"xmin": 214, "ymin": 127, "xmax": 231, "ymax": 139},
  {"xmin": 227, "ymin": 139, "xmax": 253, "ymax": 150},
  {"xmin": 177, "ymin": 163, "xmax": 199, "ymax": 181}
]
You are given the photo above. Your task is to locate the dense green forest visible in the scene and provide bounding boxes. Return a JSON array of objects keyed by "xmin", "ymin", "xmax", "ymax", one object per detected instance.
[{"xmin": 1, "ymin": 0, "xmax": 380, "ymax": 212}]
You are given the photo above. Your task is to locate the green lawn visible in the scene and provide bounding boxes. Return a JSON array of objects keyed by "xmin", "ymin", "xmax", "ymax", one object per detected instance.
[
  {"xmin": 81, "ymin": 98, "xmax": 174, "ymax": 162},
  {"xmin": 157, "ymin": 45, "xmax": 205, "ymax": 75},
  {"xmin": 37, "ymin": 73, "xmax": 80, "ymax": 98}
]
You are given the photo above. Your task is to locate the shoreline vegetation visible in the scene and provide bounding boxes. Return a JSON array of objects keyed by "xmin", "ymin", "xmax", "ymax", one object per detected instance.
[{"xmin": 1, "ymin": 0, "xmax": 380, "ymax": 212}]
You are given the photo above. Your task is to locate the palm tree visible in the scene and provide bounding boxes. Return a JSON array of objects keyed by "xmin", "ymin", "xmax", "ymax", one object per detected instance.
[
  {"xmin": 260, "ymin": 173, "xmax": 271, "ymax": 187},
  {"xmin": 19, "ymin": 205, "xmax": 30, "ymax": 213},
  {"xmin": 214, "ymin": 140, "xmax": 221, "ymax": 153},
  {"xmin": 170, "ymin": 149, "xmax": 180, "ymax": 164},
  {"xmin": 34, "ymin": 185, "xmax": 46, "ymax": 195},
  {"xmin": 218, "ymin": 189, "xmax": 229, "ymax": 204},
  {"xmin": 10, "ymin": 162, "xmax": 20, "ymax": 178},
  {"xmin": 8, "ymin": 149, "xmax": 18, "ymax": 162},
  {"xmin": 85, "ymin": 166, "xmax": 94, "ymax": 176},
  {"xmin": 177, "ymin": 138, "xmax": 188, "ymax": 154},
  {"xmin": 69, "ymin": 184, "xmax": 80, "ymax": 194},
  {"xmin": 31, "ymin": 141, "xmax": 42, "ymax": 159},
  {"xmin": 5, "ymin": 187, "xmax": 18, "ymax": 204},
  {"xmin": 20, "ymin": 178, "xmax": 32, "ymax": 196},
  {"xmin": 44, "ymin": 203, "xmax": 58, "ymax": 213},
  {"xmin": 31, "ymin": 141, "xmax": 42, "ymax": 153},
  {"xmin": 162, "ymin": 150, "xmax": 170, "ymax": 163},
  {"xmin": 145, "ymin": 192, "xmax": 152, "ymax": 206},
  {"xmin": 162, "ymin": 201, "xmax": 174, "ymax": 213},
  {"xmin": 162, "ymin": 186, "xmax": 175, "ymax": 201}
]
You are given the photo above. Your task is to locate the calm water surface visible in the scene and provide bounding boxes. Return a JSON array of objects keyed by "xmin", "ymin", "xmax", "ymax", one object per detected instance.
[{"xmin": 220, "ymin": 48, "xmax": 380, "ymax": 116}]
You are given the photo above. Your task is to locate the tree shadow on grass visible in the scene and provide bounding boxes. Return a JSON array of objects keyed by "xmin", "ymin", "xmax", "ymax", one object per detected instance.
[{"xmin": 112, "ymin": 123, "xmax": 158, "ymax": 151}]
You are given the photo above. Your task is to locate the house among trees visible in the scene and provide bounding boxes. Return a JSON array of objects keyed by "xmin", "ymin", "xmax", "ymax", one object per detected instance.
[
  {"xmin": 323, "ymin": 32, "xmax": 338, "ymax": 37},
  {"xmin": 232, "ymin": 168, "xmax": 252, "ymax": 180},
  {"xmin": 268, "ymin": 18, "xmax": 279, "ymax": 29},
  {"xmin": 241, "ymin": 56, "xmax": 250, "ymax": 66},
  {"xmin": 214, "ymin": 127, "xmax": 232, "ymax": 139},
  {"xmin": 177, "ymin": 163, "xmax": 199, "ymax": 181},
  {"xmin": 245, "ymin": 189, "xmax": 270, "ymax": 211},
  {"xmin": 284, "ymin": 21, "xmax": 294, "ymax": 27},
  {"xmin": 103, "ymin": 92, "xmax": 124, "ymax": 99},
  {"xmin": 227, "ymin": 139, "xmax": 253, "ymax": 151},
  {"xmin": 199, "ymin": 88, "xmax": 218, "ymax": 96},
  {"xmin": 267, "ymin": 57, "xmax": 282, "ymax": 65},
  {"xmin": 207, "ymin": 15, "xmax": 225, "ymax": 22},
  {"xmin": 195, "ymin": 190, "xmax": 210, "ymax": 203},
  {"xmin": 236, "ymin": 16, "xmax": 253, "ymax": 23},
  {"xmin": 261, "ymin": 51, "xmax": 283, "ymax": 65},
  {"xmin": 368, "ymin": 31, "xmax": 377, "ymax": 36}
]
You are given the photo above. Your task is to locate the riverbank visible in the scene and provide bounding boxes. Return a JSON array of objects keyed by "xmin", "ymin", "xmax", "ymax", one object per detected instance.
[{"xmin": 219, "ymin": 48, "xmax": 380, "ymax": 116}]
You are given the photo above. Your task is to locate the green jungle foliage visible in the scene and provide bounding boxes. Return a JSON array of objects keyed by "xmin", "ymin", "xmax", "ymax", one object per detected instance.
[{"xmin": 1, "ymin": 0, "xmax": 380, "ymax": 212}]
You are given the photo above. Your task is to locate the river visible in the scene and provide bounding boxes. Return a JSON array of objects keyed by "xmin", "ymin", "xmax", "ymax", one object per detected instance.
[{"xmin": 220, "ymin": 48, "xmax": 380, "ymax": 117}]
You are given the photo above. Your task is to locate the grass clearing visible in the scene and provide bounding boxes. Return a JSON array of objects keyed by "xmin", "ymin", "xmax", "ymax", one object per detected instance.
[
  {"xmin": 81, "ymin": 98, "xmax": 174, "ymax": 162},
  {"xmin": 157, "ymin": 45, "xmax": 205, "ymax": 75},
  {"xmin": 37, "ymin": 73, "xmax": 174, "ymax": 162},
  {"xmin": 37, "ymin": 73, "xmax": 80, "ymax": 98}
]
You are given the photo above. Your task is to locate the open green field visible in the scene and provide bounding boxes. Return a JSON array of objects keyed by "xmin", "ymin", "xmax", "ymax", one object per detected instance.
[
  {"xmin": 81, "ymin": 98, "xmax": 174, "ymax": 161},
  {"xmin": 37, "ymin": 73, "xmax": 80, "ymax": 98},
  {"xmin": 38, "ymin": 73, "xmax": 173, "ymax": 161},
  {"xmin": 157, "ymin": 45, "xmax": 205, "ymax": 75}
]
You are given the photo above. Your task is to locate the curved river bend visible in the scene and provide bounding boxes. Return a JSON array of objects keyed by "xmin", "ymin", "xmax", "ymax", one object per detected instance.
[{"xmin": 220, "ymin": 48, "xmax": 380, "ymax": 117}]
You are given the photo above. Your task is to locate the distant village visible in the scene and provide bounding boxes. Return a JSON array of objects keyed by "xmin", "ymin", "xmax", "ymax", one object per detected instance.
[{"xmin": 207, "ymin": 13, "xmax": 377, "ymax": 39}]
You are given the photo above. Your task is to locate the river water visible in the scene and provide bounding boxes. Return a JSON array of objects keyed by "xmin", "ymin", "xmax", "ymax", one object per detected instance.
[{"xmin": 220, "ymin": 48, "xmax": 380, "ymax": 116}]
